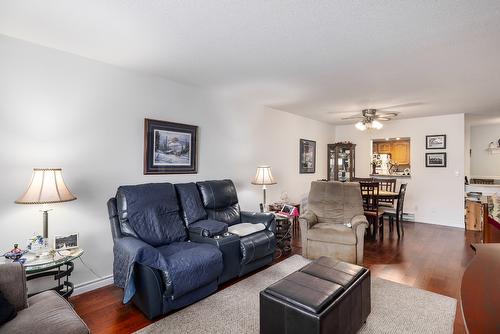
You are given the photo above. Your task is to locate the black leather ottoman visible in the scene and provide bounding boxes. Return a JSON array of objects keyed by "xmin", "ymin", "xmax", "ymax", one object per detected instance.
[{"xmin": 260, "ymin": 257, "xmax": 370, "ymax": 334}]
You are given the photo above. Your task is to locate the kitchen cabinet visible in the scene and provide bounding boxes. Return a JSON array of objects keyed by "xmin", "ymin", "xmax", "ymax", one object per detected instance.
[
  {"xmin": 391, "ymin": 141, "xmax": 410, "ymax": 165},
  {"xmin": 378, "ymin": 142, "xmax": 392, "ymax": 154}
]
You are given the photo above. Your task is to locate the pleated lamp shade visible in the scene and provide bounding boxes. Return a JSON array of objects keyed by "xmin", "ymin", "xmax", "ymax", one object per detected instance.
[
  {"xmin": 15, "ymin": 168, "xmax": 77, "ymax": 204},
  {"xmin": 251, "ymin": 166, "xmax": 277, "ymax": 185}
]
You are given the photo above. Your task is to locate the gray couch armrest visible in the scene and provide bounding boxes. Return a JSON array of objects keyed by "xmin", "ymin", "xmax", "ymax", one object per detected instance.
[
  {"xmin": 240, "ymin": 211, "xmax": 276, "ymax": 232},
  {"xmin": 350, "ymin": 214, "xmax": 369, "ymax": 231},
  {"xmin": 0, "ymin": 263, "xmax": 28, "ymax": 311},
  {"xmin": 299, "ymin": 211, "xmax": 318, "ymax": 229}
]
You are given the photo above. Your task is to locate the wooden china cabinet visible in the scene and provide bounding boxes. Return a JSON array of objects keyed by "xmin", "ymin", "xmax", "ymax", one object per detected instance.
[{"xmin": 327, "ymin": 143, "xmax": 356, "ymax": 181}]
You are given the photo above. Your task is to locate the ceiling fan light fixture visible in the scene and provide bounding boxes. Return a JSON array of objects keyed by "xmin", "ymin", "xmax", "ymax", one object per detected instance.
[
  {"xmin": 355, "ymin": 121, "xmax": 367, "ymax": 131},
  {"xmin": 372, "ymin": 119, "xmax": 383, "ymax": 130}
]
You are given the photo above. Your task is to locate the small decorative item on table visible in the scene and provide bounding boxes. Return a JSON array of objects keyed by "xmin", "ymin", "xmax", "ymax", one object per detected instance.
[{"xmin": 3, "ymin": 244, "xmax": 28, "ymax": 264}]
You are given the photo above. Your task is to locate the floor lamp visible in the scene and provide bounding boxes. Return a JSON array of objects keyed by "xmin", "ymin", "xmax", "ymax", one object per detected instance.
[{"xmin": 252, "ymin": 166, "xmax": 277, "ymax": 212}]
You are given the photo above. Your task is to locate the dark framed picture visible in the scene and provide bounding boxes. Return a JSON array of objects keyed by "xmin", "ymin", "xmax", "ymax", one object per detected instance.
[
  {"xmin": 426, "ymin": 152, "xmax": 447, "ymax": 167},
  {"xmin": 426, "ymin": 134, "xmax": 446, "ymax": 149},
  {"xmin": 54, "ymin": 233, "xmax": 79, "ymax": 250},
  {"xmin": 299, "ymin": 139, "xmax": 316, "ymax": 173},
  {"xmin": 144, "ymin": 118, "xmax": 197, "ymax": 174}
]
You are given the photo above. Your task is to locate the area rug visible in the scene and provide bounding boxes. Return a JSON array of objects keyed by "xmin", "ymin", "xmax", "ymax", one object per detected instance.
[{"xmin": 136, "ymin": 255, "xmax": 456, "ymax": 334}]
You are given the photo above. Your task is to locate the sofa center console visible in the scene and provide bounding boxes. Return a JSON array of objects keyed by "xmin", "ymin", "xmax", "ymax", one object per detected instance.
[{"xmin": 190, "ymin": 231, "xmax": 240, "ymax": 284}]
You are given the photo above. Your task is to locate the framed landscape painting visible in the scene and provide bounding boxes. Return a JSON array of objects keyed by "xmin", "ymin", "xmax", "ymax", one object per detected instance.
[
  {"xmin": 144, "ymin": 118, "xmax": 197, "ymax": 174},
  {"xmin": 426, "ymin": 134, "xmax": 446, "ymax": 149},
  {"xmin": 426, "ymin": 152, "xmax": 447, "ymax": 167},
  {"xmin": 299, "ymin": 139, "xmax": 316, "ymax": 173}
]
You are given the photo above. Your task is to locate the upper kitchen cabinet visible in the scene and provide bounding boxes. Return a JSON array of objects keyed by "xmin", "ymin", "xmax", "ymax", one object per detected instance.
[{"xmin": 372, "ymin": 138, "xmax": 411, "ymax": 176}]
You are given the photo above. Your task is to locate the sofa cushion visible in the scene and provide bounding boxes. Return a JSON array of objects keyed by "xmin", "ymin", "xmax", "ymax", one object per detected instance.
[
  {"xmin": 228, "ymin": 222, "xmax": 266, "ymax": 237},
  {"xmin": 306, "ymin": 223, "xmax": 356, "ymax": 245},
  {"xmin": 116, "ymin": 183, "xmax": 187, "ymax": 247},
  {"xmin": 0, "ymin": 290, "xmax": 16, "ymax": 325},
  {"xmin": 188, "ymin": 219, "xmax": 228, "ymax": 237},
  {"xmin": 0, "ymin": 291, "xmax": 89, "ymax": 334},
  {"xmin": 157, "ymin": 242, "xmax": 223, "ymax": 299},
  {"xmin": 197, "ymin": 180, "xmax": 241, "ymax": 225},
  {"xmin": 175, "ymin": 183, "xmax": 207, "ymax": 225}
]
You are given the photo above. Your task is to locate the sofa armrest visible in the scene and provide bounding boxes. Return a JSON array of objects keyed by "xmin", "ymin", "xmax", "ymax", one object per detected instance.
[
  {"xmin": 350, "ymin": 215, "xmax": 369, "ymax": 231},
  {"xmin": 188, "ymin": 219, "xmax": 228, "ymax": 237},
  {"xmin": 241, "ymin": 211, "xmax": 276, "ymax": 232},
  {"xmin": 113, "ymin": 237, "xmax": 169, "ymax": 301},
  {"xmin": 0, "ymin": 263, "xmax": 28, "ymax": 311},
  {"xmin": 299, "ymin": 211, "xmax": 318, "ymax": 229}
]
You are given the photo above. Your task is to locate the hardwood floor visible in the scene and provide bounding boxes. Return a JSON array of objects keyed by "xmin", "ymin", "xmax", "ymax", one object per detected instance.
[{"xmin": 70, "ymin": 221, "xmax": 481, "ymax": 334}]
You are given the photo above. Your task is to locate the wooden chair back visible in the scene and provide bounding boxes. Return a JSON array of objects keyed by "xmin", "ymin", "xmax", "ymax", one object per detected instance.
[
  {"xmin": 360, "ymin": 182, "xmax": 379, "ymax": 213},
  {"xmin": 376, "ymin": 178, "xmax": 397, "ymax": 205},
  {"xmin": 396, "ymin": 183, "xmax": 408, "ymax": 219}
]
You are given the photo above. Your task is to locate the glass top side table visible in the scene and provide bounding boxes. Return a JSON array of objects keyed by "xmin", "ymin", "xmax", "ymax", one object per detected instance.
[{"xmin": 2, "ymin": 248, "xmax": 85, "ymax": 299}]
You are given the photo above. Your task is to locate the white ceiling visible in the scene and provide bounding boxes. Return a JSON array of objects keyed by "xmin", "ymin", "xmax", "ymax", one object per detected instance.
[{"xmin": 1, "ymin": 1, "xmax": 500, "ymax": 124}]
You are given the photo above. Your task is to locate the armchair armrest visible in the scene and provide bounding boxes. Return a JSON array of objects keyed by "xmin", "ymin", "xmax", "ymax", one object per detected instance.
[
  {"xmin": 350, "ymin": 215, "xmax": 369, "ymax": 231},
  {"xmin": 241, "ymin": 211, "xmax": 276, "ymax": 232},
  {"xmin": 0, "ymin": 263, "xmax": 28, "ymax": 311},
  {"xmin": 299, "ymin": 211, "xmax": 318, "ymax": 229}
]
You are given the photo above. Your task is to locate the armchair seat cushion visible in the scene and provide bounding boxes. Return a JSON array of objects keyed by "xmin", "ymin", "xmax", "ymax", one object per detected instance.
[
  {"xmin": 307, "ymin": 223, "xmax": 356, "ymax": 245},
  {"xmin": 228, "ymin": 222, "xmax": 266, "ymax": 237},
  {"xmin": 157, "ymin": 242, "xmax": 223, "ymax": 299}
]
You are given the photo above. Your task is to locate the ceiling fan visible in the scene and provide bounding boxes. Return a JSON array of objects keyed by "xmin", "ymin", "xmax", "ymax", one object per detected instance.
[{"xmin": 341, "ymin": 108, "xmax": 399, "ymax": 131}]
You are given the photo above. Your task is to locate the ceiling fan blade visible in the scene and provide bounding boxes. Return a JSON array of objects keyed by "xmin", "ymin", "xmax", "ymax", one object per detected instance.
[
  {"xmin": 341, "ymin": 116, "xmax": 365, "ymax": 120},
  {"xmin": 378, "ymin": 102, "xmax": 424, "ymax": 110},
  {"xmin": 374, "ymin": 117, "xmax": 390, "ymax": 121},
  {"xmin": 375, "ymin": 112, "xmax": 399, "ymax": 117}
]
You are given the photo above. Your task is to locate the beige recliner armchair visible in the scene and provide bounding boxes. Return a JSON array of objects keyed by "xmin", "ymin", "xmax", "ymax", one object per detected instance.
[{"xmin": 299, "ymin": 181, "xmax": 368, "ymax": 265}]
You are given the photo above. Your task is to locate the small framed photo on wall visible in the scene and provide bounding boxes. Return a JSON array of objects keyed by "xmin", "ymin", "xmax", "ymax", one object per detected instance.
[
  {"xmin": 425, "ymin": 152, "xmax": 447, "ymax": 167},
  {"xmin": 299, "ymin": 139, "xmax": 316, "ymax": 173},
  {"xmin": 144, "ymin": 118, "xmax": 198, "ymax": 174},
  {"xmin": 426, "ymin": 135, "xmax": 446, "ymax": 149}
]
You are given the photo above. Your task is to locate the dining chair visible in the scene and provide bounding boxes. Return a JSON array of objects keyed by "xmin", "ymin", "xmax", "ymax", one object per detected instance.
[
  {"xmin": 376, "ymin": 178, "xmax": 397, "ymax": 208},
  {"xmin": 359, "ymin": 182, "xmax": 384, "ymax": 237},
  {"xmin": 383, "ymin": 183, "xmax": 408, "ymax": 238}
]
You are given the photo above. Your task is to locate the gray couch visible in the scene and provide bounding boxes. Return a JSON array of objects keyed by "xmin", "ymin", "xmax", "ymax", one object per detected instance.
[
  {"xmin": 0, "ymin": 263, "xmax": 90, "ymax": 334},
  {"xmin": 299, "ymin": 181, "xmax": 368, "ymax": 265}
]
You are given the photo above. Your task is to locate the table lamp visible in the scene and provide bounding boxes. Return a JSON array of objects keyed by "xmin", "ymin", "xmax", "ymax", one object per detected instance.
[
  {"xmin": 15, "ymin": 168, "xmax": 76, "ymax": 238},
  {"xmin": 251, "ymin": 166, "xmax": 277, "ymax": 211}
]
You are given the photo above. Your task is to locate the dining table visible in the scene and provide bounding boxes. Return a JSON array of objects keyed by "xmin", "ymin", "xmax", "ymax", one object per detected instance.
[{"xmin": 361, "ymin": 190, "xmax": 399, "ymax": 200}]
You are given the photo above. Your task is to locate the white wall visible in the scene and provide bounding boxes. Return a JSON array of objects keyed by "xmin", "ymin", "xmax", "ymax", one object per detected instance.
[
  {"xmin": 335, "ymin": 114, "xmax": 465, "ymax": 228},
  {"xmin": 470, "ymin": 123, "xmax": 500, "ymax": 177},
  {"xmin": 0, "ymin": 35, "xmax": 335, "ymax": 289}
]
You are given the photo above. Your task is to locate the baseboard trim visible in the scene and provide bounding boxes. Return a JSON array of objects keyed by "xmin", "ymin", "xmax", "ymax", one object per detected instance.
[{"xmin": 73, "ymin": 275, "xmax": 114, "ymax": 296}]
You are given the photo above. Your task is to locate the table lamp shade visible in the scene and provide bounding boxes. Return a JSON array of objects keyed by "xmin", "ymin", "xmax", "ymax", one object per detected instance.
[
  {"xmin": 15, "ymin": 168, "xmax": 76, "ymax": 204},
  {"xmin": 252, "ymin": 166, "xmax": 277, "ymax": 185}
]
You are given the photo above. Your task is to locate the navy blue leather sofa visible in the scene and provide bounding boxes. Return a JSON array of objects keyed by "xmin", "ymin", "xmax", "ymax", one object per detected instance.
[{"xmin": 107, "ymin": 179, "xmax": 276, "ymax": 319}]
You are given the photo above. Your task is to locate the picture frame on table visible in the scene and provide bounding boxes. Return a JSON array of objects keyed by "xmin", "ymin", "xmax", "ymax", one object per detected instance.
[
  {"xmin": 144, "ymin": 118, "xmax": 198, "ymax": 174},
  {"xmin": 54, "ymin": 233, "xmax": 79, "ymax": 251},
  {"xmin": 299, "ymin": 139, "xmax": 316, "ymax": 173},
  {"xmin": 426, "ymin": 134, "xmax": 446, "ymax": 149},
  {"xmin": 425, "ymin": 152, "xmax": 447, "ymax": 167}
]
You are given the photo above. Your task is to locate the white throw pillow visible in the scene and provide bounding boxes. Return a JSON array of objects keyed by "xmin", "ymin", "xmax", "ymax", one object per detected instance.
[{"xmin": 228, "ymin": 223, "xmax": 266, "ymax": 237}]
